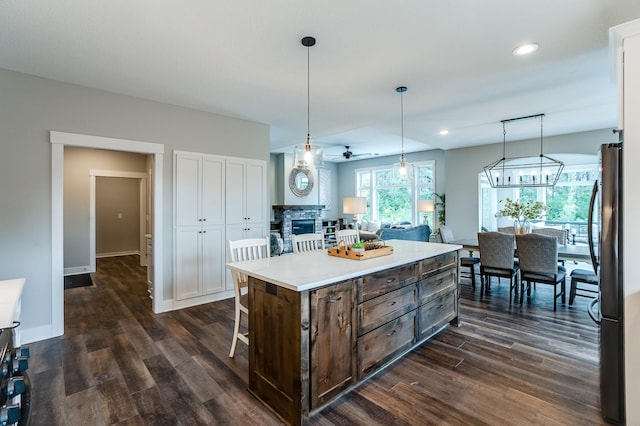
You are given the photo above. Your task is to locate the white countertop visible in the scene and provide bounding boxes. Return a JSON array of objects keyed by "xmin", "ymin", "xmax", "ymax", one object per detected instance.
[
  {"xmin": 225, "ymin": 239, "xmax": 461, "ymax": 292},
  {"xmin": 0, "ymin": 278, "xmax": 25, "ymax": 328}
]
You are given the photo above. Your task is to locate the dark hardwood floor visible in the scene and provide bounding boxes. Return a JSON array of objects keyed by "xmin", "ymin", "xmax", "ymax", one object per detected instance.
[{"xmin": 27, "ymin": 255, "xmax": 604, "ymax": 425}]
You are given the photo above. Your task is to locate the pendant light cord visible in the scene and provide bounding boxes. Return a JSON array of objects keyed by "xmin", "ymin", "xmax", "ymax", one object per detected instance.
[
  {"xmin": 307, "ymin": 44, "xmax": 310, "ymax": 142},
  {"xmin": 400, "ymin": 89, "xmax": 404, "ymax": 157}
]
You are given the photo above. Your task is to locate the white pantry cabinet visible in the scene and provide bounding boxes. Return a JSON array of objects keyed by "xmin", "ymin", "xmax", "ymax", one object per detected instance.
[
  {"xmin": 174, "ymin": 152, "xmax": 268, "ymax": 301},
  {"xmin": 174, "ymin": 152, "xmax": 227, "ymax": 300}
]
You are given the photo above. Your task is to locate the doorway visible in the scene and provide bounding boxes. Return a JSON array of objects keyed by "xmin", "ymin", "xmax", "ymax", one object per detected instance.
[{"xmin": 51, "ymin": 131, "xmax": 164, "ymax": 338}]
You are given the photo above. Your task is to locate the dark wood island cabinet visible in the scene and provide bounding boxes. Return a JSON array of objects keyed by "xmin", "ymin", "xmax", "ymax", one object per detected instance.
[{"xmin": 227, "ymin": 240, "xmax": 461, "ymax": 425}]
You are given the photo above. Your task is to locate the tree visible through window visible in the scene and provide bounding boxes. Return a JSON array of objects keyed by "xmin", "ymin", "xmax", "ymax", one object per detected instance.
[{"xmin": 356, "ymin": 161, "xmax": 435, "ymax": 225}]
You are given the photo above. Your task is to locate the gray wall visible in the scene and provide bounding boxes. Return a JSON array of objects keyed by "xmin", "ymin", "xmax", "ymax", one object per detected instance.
[
  {"xmin": 96, "ymin": 177, "xmax": 140, "ymax": 256},
  {"xmin": 64, "ymin": 147, "xmax": 147, "ymax": 268},
  {"xmin": 0, "ymin": 68, "xmax": 269, "ymax": 338}
]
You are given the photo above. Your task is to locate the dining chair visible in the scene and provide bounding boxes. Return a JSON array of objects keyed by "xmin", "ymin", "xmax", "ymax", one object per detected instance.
[
  {"xmin": 477, "ymin": 232, "xmax": 519, "ymax": 300},
  {"xmin": 569, "ymin": 262, "xmax": 599, "ymax": 305},
  {"xmin": 335, "ymin": 229, "xmax": 359, "ymax": 245},
  {"xmin": 532, "ymin": 227, "xmax": 568, "ymax": 266},
  {"xmin": 226, "ymin": 236, "xmax": 270, "ymax": 358},
  {"xmin": 440, "ymin": 225, "xmax": 481, "ymax": 291},
  {"xmin": 291, "ymin": 232, "xmax": 326, "ymax": 253},
  {"xmin": 515, "ymin": 233, "xmax": 567, "ymax": 311}
]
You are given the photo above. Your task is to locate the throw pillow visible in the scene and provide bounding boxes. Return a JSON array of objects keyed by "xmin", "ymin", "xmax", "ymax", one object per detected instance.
[
  {"xmin": 360, "ymin": 219, "xmax": 369, "ymax": 231},
  {"xmin": 368, "ymin": 220, "xmax": 381, "ymax": 232}
]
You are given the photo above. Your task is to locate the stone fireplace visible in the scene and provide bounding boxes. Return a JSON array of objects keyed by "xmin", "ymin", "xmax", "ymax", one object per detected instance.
[{"xmin": 273, "ymin": 205, "xmax": 324, "ymax": 253}]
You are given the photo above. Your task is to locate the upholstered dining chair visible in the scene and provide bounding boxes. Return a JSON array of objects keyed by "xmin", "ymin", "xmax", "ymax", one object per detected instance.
[
  {"xmin": 439, "ymin": 225, "xmax": 481, "ymax": 291},
  {"xmin": 335, "ymin": 229, "xmax": 359, "ymax": 246},
  {"xmin": 532, "ymin": 227, "xmax": 568, "ymax": 266},
  {"xmin": 569, "ymin": 268, "xmax": 599, "ymax": 305},
  {"xmin": 497, "ymin": 226, "xmax": 516, "ymax": 234},
  {"xmin": 226, "ymin": 236, "xmax": 270, "ymax": 357},
  {"xmin": 515, "ymin": 233, "xmax": 567, "ymax": 311},
  {"xmin": 477, "ymin": 232, "xmax": 519, "ymax": 300},
  {"xmin": 291, "ymin": 232, "xmax": 325, "ymax": 253}
]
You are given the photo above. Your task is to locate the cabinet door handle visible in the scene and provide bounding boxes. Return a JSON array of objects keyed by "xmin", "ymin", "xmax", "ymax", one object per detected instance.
[
  {"xmin": 386, "ymin": 329, "xmax": 397, "ymax": 337},
  {"xmin": 327, "ymin": 296, "xmax": 342, "ymax": 303},
  {"xmin": 436, "ymin": 279, "xmax": 443, "ymax": 285},
  {"xmin": 386, "ymin": 301, "xmax": 397, "ymax": 307},
  {"xmin": 386, "ymin": 278, "xmax": 397, "ymax": 283},
  {"xmin": 203, "ymin": 218, "xmax": 206, "ymax": 222}
]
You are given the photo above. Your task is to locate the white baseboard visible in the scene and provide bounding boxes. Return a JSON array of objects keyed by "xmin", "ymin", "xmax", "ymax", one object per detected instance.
[
  {"xmin": 64, "ymin": 266, "xmax": 93, "ymax": 275},
  {"xmin": 162, "ymin": 290, "xmax": 234, "ymax": 313},
  {"xmin": 96, "ymin": 250, "xmax": 140, "ymax": 258}
]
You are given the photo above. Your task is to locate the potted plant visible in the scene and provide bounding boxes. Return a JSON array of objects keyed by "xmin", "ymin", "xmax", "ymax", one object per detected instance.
[
  {"xmin": 498, "ymin": 198, "xmax": 549, "ymax": 234},
  {"xmin": 351, "ymin": 240, "xmax": 365, "ymax": 252}
]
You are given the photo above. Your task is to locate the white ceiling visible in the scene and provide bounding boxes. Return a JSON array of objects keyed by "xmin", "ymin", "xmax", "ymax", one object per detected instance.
[{"xmin": 2, "ymin": 1, "xmax": 639, "ymax": 162}]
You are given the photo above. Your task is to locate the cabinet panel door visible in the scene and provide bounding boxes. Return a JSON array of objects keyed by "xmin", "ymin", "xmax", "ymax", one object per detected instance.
[
  {"xmin": 311, "ymin": 280, "xmax": 355, "ymax": 408},
  {"xmin": 225, "ymin": 159, "xmax": 246, "ymax": 225},
  {"xmin": 202, "ymin": 226, "xmax": 226, "ymax": 295},
  {"xmin": 202, "ymin": 156, "xmax": 225, "ymax": 225},
  {"xmin": 175, "ymin": 227, "xmax": 201, "ymax": 300},
  {"xmin": 245, "ymin": 160, "xmax": 267, "ymax": 224},
  {"xmin": 175, "ymin": 154, "xmax": 201, "ymax": 227}
]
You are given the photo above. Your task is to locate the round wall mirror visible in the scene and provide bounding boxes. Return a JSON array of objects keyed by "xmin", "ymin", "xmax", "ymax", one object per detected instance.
[{"xmin": 289, "ymin": 167, "xmax": 314, "ymax": 197}]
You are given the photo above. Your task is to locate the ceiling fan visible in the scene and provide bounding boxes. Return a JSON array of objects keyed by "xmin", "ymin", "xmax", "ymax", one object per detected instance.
[{"xmin": 326, "ymin": 146, "xmax": 378, "ymax": 161}]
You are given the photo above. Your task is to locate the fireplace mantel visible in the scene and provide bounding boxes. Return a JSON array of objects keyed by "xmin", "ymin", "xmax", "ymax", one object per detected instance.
[{"xmin": 272, "ymin": 204, "xmax": 325, "ymax": 211}]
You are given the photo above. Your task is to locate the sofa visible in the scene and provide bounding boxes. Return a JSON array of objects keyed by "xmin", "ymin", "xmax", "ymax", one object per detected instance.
[
  {"xmin": 378, "ymin": 224, "xmax": 431, "ymax": 242},
  {"xmin": 356, "ymin": 220, "xmax": 413, "ymax": 241}
]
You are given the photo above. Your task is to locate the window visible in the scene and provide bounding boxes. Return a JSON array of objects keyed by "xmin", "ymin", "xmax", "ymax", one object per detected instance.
[
  {"xmin": 356, "ymin": 161, "xmax": 435, "ymax": 225},
  {"xmin": 479, "ymin": 163, "xmax": 598, "ymax": 239}
]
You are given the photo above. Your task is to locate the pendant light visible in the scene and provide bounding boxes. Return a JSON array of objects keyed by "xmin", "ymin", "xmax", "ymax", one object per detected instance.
[
  {"xmin": 483, "ymin": 113, "xmax": 564, "ymax": 188},
  {"xmin": 293, "ymin": 36, "xmax": 324, "ymax": 169},
  {"xmin": 393, "ymin": 86, "xmax": 413, "ymax": 179}
]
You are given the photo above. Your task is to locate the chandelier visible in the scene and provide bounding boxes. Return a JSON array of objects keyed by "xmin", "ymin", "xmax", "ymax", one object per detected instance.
[
  {"xmin": 483, "ymin": 114, "xmax": 564, "ymax": 188},
  {"xmin": 293, "ymin": 36, "xmax": 323, "ymax": 169}
]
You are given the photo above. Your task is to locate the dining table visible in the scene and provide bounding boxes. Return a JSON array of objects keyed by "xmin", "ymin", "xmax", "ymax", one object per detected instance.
[{"xmin": 449, "ymin": 238, "xmax": 592, "ymax": 263}]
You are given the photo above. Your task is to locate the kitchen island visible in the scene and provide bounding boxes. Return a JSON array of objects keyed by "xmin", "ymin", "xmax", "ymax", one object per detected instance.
[{"xmin": 226, "ymin": 239, "xmax": 461, "ymax": 425}]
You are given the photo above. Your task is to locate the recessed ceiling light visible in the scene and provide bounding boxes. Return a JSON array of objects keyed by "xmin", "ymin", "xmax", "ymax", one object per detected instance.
[
  {"xmin": 513, "ymin": 43, "xmax": 539, "ymax": 56},
  {"xmin": 439, "ymin": 129, "xmax": 449, "ymax": 136}
]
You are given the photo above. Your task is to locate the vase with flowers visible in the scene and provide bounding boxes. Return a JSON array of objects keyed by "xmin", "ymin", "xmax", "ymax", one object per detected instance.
[{"xmin": 498, "ymin": 198, "xmax": 549, "ymax": 234}]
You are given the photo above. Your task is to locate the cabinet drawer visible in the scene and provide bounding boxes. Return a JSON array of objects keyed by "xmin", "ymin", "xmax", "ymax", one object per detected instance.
[
  {"xmin": 357, "ymin": 311, "xmax": 416, "ymax": 379},
  {"xmin": 358, "ymin": 285, "xmax": 417, "ymax": 336},
  {"xmin": 359, "ymin": 263, "xmax": 417, "ymax": 302},
  {"xmin": 417, "ymin": 290, "xmax": 457, "ymax": 340},
  {"xmin": 418, "ymin": 268, "xmax": 456, "ymax": 303},
  {"xmin": 419, "ymin": 251, "xmax": 457, "ymax": 279}
]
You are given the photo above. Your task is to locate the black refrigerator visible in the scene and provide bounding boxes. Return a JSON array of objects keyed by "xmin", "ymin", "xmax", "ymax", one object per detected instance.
[{"xmin": 589, "ymin": 140, "xmax": 624, "ymax": 424}]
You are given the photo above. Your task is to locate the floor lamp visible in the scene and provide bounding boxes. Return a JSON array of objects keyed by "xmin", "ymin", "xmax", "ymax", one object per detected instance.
[{"xmin": 343, "ymin": 197, "xmax": 366, "ymax": 242}]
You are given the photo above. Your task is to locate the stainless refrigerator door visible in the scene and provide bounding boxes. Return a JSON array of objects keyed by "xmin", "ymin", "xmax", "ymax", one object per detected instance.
[
  {"xmin": 599, "ymin": 144, "xmax": 622, "ymax": 320},
  {"xmin": 601, "ymin": 317, "xmax": 625, "ymax": 424}
]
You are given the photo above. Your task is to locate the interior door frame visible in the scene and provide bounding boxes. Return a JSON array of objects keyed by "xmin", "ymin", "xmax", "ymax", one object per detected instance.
[
  {"xmin": 51, "ymin": 131, "xmax": 164, "ymax": 338},
  {"xmin": 90, "ymin": 170, "xmax": 148, "ymax": 272}
]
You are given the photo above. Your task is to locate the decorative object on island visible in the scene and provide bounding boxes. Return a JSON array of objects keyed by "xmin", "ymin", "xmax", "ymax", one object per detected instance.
[
  {"xmin": 288, "ymin": 166, "xmax": 314, "ymax": 197},
  {"xmin": 483, "ymin": 113, "xmax": 564, "ymax": 188},
  {"xmin": 417, "ymin": 199, "xmax": 435, "ymax": 226},
  {"xmin": 327, "ymin": 239, "xmax": 393, "ymax": 260},
  {"xmin": 293, "ymin": 36, "xmax": 323, "ymax": 169},
  {"xmin": 498, "ymin": 197, "xmax": 549, "ymax": 234},
  {"xmin": 392, "ymin": 86, "xmax": 414, "ymax": 179},
  {"xmin": 343, "ymin": 196, "xmax": 366, "ymax": 241}
]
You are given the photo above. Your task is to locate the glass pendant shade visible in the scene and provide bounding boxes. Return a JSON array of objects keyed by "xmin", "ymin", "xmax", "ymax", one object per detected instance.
[
  {"xmin": 484, "ymin": 113, "xmax": 564, "ymax": 188},
  {"xmin": 392, "ymin": 155, "xmax": 414, "ymax": 180},
  {"xmin": 293, "ymin": 139, "xmax": 324, "ymax": 168}
]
